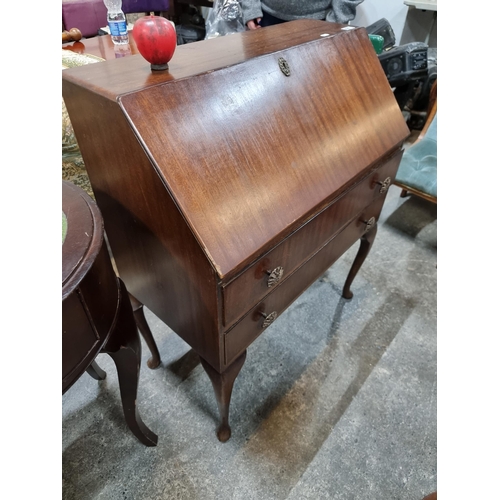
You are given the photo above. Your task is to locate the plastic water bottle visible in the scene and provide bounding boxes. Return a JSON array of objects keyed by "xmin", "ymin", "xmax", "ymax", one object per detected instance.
[{"xmin": 103, "ymin": 0, "xmax": 129, "ymax": 45}]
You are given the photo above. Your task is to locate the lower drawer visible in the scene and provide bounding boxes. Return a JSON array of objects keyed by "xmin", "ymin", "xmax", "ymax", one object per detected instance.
[{"xmin": 223, "ymin": 195, "xmax": 386, "ymax": 366}]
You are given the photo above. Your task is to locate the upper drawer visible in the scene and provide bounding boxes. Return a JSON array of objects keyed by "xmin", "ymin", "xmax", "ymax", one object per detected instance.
[{"xmin": 221, "ymin": 149, "xmax": 402, "ymax": 327}]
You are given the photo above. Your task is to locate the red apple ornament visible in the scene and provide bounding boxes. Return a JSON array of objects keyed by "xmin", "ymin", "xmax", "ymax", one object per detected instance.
[{"xmin": 132, "ymin": 15, "xmax": 177, "ymax": 71}]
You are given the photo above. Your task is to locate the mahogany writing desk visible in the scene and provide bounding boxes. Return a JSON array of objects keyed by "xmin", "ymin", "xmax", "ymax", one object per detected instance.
[{"xmin": 62, "ymin": 20, "xmax": 409, "ymax": 441}]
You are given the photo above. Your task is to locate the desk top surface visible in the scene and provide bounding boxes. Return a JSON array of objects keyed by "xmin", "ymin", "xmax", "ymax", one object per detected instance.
[{"xmin": 63, "ymin": 33, "xmax": 140, "ymax": 61}]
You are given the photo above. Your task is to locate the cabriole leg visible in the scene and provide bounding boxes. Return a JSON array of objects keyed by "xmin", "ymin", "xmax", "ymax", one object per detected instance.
[
  {"xmin": 129, "ymin": 293, "xmax": 161, "ymax": 369},
  {"xmin": 104, "ymin": 280, "xmax": 158, "ymax": 446},
  {"xmin": 200, "ymin": 351, "xmax": 247, "ymax": 443},
  {"xmin": 342, "ymin": 224, "xmax": 378, "ymax": 299}
]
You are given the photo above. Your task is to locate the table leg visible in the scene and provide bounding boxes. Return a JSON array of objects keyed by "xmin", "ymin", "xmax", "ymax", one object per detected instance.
[
  {"xmin": 129, "ymin": 293, "xmax": 161, "ymax": 369},
  {"xmin": 104, "ymin": 279, "xmax": 158, "ymax": 447},
  {"xmin": 342, "ymin": 224, "xmax": 378, "ymax": 299},
  {"xmin": 200, "ymin": 351, "xmax": 247, "ymax": 443},
  {"xmin": 86, "ymin": 360, "xmax": 107, "ymax": 381}
]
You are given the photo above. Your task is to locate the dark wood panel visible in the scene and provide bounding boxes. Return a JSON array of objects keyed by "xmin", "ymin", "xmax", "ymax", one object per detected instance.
[
  {"xmin": 222, "ymin": 149, "xmax": 403, "ymax": 327},
  {"xmin": 62, "ymin": 292, "xmax": 101, "ymax": 389},
  {"xmin": 79, "ymin": 244, "xmax": 120, "ymax": 337},
  {"xmin": 224, "ymin": 195, "xmax": 387, "ymax": 366}
]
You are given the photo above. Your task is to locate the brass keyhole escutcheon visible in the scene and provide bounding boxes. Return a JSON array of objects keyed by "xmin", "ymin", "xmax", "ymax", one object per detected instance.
[
  {"xmin": 260, "ymin": 311, "xmax": 278, "ymax": 329},
  {"xmin": 278, "ymin": 57, "xmax": 291, "ymax": 76},
  {"xmin": 363, "ymin": 216, "xmax": 376, "ymax": 233},
  {"xmin": 377, "ymin": 177, "xmax": 391, "ymax": 194},
  {"xmin": 266, "ymin": 266, "xmax": 284, "ymax": 287}
]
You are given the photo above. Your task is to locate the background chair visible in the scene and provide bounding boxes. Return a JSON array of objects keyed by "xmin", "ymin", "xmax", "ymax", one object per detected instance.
[{"xmin": 394, "ymin": 81, "xmax": 437, "ymax": 203}]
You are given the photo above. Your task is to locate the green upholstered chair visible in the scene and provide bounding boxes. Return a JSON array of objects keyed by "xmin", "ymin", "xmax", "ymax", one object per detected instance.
[{"xmin": 394, "ymin": 101, "xmax": 437, "ymax": 204}]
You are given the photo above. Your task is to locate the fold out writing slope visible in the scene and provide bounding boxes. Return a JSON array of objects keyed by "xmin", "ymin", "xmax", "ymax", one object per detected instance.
[{"xmin": 62, "ymin": 19, "xmax": 409, "ymax": 442}]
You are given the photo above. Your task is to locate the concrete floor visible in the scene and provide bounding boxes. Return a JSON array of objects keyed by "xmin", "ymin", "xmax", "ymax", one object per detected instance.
[{"xmin": 62, "ymin": 184, "xmax": 437, "ymax": 500}]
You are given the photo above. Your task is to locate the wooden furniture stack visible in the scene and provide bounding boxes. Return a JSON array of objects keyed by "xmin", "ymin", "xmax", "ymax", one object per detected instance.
[{"xmin": 62, "ymin": 20, "xmax": 409, "ymax": 441}]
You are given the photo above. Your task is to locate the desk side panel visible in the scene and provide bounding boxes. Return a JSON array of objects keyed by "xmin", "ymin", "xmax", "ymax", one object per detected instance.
[{"xmin": 62, "ymin": 80, "xmax": 223, "ymax": 370}]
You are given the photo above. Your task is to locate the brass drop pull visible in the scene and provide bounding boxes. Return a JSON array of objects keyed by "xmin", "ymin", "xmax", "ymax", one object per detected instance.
[
  {"xmin": 266, "ymin": 266, "xmax": 284, "ymax": 287},
  {"xmin": 260, "ymin": 311, "xmax": 278, "ymax": 328},
  {"xmin": 376, "ymin": 177, "xmax": 391, "ymax": 194},
  {"xmin": 363, "ymin": 216, "xmax": 376, "ymax": 233}
]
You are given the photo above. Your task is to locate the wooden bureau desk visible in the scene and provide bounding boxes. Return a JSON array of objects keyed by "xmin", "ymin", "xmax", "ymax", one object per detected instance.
[{"xmin": 62, "ymin": 20, "xmax": 409, "ymax": 442}]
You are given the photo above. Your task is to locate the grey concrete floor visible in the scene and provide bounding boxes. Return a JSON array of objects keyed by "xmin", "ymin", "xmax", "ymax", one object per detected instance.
[{"xmin": 62, "ymin": 184, "xmax": 437, "ymax": 500}]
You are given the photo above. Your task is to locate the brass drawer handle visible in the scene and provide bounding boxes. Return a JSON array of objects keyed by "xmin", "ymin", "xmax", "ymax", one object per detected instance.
[
  {"xmin": 376, "ymin": 176, "xmax": 391, "ymax": 194},
  {"xmin": 266, "ymin": 266, "xmax": 284, "ymax": 287},
  {"xmin": 260, "ymin": 311, "xmax": 278, "ymax": 328},
  {"xmin": 363, "ymin": 216, "xmax": 376, "ymax": 233}
]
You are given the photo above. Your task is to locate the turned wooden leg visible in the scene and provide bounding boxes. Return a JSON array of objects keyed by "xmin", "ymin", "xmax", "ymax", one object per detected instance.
[
  {"xmin": 400, "ymin": 188, "xmax": 409, "ymax": 198},
  {"xmin": 342, "ymin": 224, "xmax": 378, "ymax": 300},
  {"xmin": 104, "ymin": 280, "xmax": 158, "ymax": 447},
  {"xmin": 200, "ymin": 351, "xmax": 247, "ymax": 443},
  {"xmin": 128, "ymin": 293, "xmax": 161, "ymax": 369},
  {"xmin": 86, "ymin": 360, "xmax": 106, "ymax": 381}
]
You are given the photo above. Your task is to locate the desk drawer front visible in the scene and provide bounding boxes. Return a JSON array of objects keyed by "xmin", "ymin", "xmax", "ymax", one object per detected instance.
[
  {"xmin": 223, "ymin": 195, "xmax": 387, "ymax": 366},
  {"xmin": 222, "ymin": 150, "xmax": 402, "ymax": 327}
]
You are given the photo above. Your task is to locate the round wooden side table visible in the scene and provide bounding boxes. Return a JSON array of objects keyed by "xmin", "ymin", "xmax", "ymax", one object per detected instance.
[{"xmin": 62, "ymin": 180, "xmax": 157, "ymax": 446}]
